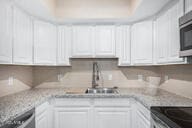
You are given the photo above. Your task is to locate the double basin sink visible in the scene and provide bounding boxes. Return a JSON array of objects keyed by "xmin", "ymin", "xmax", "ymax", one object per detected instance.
[{"xmin": 85, "ymin": 87, "xmax": 118, "ymax": 94}]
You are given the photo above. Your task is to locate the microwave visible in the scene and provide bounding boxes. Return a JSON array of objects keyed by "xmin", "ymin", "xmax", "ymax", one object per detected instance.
[{"xmin": 179, "ymin": 10, "xmax": 192, "ymax": 57}]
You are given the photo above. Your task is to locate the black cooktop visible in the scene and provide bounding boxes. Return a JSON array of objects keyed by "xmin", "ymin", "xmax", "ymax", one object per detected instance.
[{"xmin": 151, "ymin": 107, "xmax": 192, "ymax": 128}]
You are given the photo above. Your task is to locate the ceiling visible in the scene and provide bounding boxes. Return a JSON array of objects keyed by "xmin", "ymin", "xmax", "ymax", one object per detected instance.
[{"xmin": 14, "ymin": 0, "xmax": 174, "ymax": 23}]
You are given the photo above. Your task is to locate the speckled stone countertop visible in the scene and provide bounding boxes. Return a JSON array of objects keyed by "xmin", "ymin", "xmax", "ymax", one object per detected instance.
[{"xmin": 0, "ymin": 87, "xmax": 192, "ymax": 127}]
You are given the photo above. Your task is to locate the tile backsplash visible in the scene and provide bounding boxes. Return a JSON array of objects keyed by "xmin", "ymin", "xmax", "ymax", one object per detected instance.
[{"xmin": 0, "ymin": 59, "xmax": 192, "ymax": 98}]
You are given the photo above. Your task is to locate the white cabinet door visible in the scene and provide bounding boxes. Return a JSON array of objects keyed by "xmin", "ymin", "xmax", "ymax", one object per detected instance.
[
  {"xmin": 34, "ymin": 20, "xmax": 57, "ymax": 65},
  {"xmin": 95, "ymin": 26, "xmax": 115, "ymax": 57},
  {"xmin": 13, "ymin": 7, "xmax": 33, "ymax": 64},
  {"xmin": 94, "ymin": 107, "xmax": 131, "ymax": 128},
  {"xmin": 116, "ymin": 26, "xmax": 131, "ymax": 66},
  {"xmin": 131, "ymin": 21, "xmax": 153, "ymax": 65},
  {"xmin": 36, "ymin": 102, "xmax": 51, "ymax": 128},
  {"xmin": 185, "ymin": 0, "xmax": 192, "ymax": 13},
  {"xmin": 54, "ymin": 107, "xmax": 91, "ymax": 128},
  {"xmin": 155, "ymin": 11, "xmax": 169, "ymax": 64},
  {"xmin": 168, "ymin": 1, "xmax": 184, "ymax": 63},
  {"xmin": 57, "ymin": 26, "xmax": 71, "ymax": 65},
  {"xmin": 132, "ymin": 102, "xmax": 151, "ymax": 128},
  {"xmin": 155, "ymin": 1, "xmax": 185, "ymax": 64},
  {"xmin": 0, "ymin": 0, "xmax": 13, "ymax": 64},
  {"xmin": 72, "ymin": 25, "xmax": 94, "ymax": 57}
]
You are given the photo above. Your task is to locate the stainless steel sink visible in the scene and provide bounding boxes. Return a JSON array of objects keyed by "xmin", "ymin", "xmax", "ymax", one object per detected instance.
[{"xmin": 85, "ymin": 88, "xmax": 118, "ymax": 94}]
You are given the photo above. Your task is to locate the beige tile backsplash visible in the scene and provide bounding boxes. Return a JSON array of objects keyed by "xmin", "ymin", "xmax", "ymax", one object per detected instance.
[
  {"xmin": 0, "ymin": 59, "xmax": 192, "ymax": 98},
  {"xmin": 0, "ymin": 65, "xmax": 33, "ymax": 97}
]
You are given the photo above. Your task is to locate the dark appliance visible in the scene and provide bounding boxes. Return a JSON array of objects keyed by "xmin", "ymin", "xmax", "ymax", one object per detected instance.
[
  {"xmin": 151, "ymin": 107, "xmax": 192, "ymax": 128},
  {"xmin": 0, "ymin": 108, "xmax": 35, "ymax": 128},
  {"xmin": 179, "ymin": 10, "xmax": 192, "ymax": 57}
]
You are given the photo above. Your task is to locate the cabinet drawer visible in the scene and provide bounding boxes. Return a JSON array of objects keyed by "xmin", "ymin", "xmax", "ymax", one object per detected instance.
[
  {"xmin": 54, "ymin": 98, "xmax": 91, "ymax": 107},
  {"xmin": 94, "ymin": 98, "xmax": 130, "ymax": 107}
]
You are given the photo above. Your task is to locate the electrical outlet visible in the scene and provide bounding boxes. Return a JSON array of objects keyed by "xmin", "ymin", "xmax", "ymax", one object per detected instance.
[
  {"xmin": 164, "ymin": 75, "xmax": 169, "ymax": 83},
  {"xmin": 57, "ymin": 74, "xmax": 63, "ymax": 82},
  {"xmin": 138, "ymin": 75, "xmax": 143, "ymax": 81},
  {"xmin": 8, "ymin": 76, "xmax": 14, "ymax": 86},
  {"xmin": 108, "ymin": 74, "xmax": 113, "ymax": 81}
]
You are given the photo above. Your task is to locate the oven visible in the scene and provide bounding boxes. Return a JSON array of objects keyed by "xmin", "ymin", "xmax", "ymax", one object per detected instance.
[{"xmin": 179, "ymin": 10, "xmax": 192, "ymax": 57}]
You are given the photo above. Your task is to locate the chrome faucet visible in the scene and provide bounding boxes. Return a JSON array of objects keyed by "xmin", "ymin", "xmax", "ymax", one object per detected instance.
[{"xmin": 92, "ymin": 62, "xmax": 100, "ymax": 88}]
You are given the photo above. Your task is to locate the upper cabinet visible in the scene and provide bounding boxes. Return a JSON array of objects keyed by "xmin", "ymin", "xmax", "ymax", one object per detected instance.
[
  {"xmin": 57, "ymin": 26, "xmax": 71, "ymax": 65},
  {"xmin": 0, "ymin": 0, "xmax": 13, "ymax": 64},
  {"xmin": 131, "ymin": 21, "xmax": 153, "ymax": 65},
  {"xmin": 13, "ymin": 7, "xmax": 33, "ymax": 64},
  {"xmin": 185, "ymin": 0, "xmax": 192, "ymax": 13},
  {"xmin": 71, "ymin": 25, "xmax": 116, "ymax": 58},
  {"xmin": 116, "ymin": 26, "xmax": 131, "ymax": 66},
  {"xmin": 95, "ymin": 25, "xmax": 116, "ymax": 57},
  {"xmin": 155, "ymin": 1, "xmax": 185, "ymax": 64},
  {"xmin": 34, "ymin": 21, "xmax": 57, "ymax": 65},
  {"xmin": 72, "ymin": 25, "xmax": 94, "ymax": 57}
]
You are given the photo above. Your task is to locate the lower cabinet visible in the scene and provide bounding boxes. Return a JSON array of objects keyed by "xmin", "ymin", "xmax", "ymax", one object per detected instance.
[
  {"xmin": 94, "ymin": 107, "xmax": 131, "ymax": 128},
  {"xmin": 36, "ymin": 102, "xmax": 51, "ymax": 128},
  {"xmin": 36, "ymin": 98, "xmax": 151, "ymax": 128},
  {"xmin": 54, "ymin": 107, "xmax": 91, "ymax": 128},
  {"xmin": 132, "ymin": 102, "xmax": 151, "ymax": 128}
]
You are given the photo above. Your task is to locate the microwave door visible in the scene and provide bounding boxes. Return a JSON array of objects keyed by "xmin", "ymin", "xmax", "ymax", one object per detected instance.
[{"xmin": 180, "ymin": 23, "xmax": 192, "ymax": 57}]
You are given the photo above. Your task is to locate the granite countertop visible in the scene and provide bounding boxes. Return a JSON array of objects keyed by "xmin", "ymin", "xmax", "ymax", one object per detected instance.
[{"xmin": 0, "ymin": 87, "xmax": 192, "ymax": 127}]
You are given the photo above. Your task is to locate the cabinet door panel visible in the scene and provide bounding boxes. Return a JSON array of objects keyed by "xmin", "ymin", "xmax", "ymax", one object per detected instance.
[
  {"xmin": 185, "ymin": 0, "xmax": 192, "ymax": 13},
  {"xmin": 116, "ymin": 26, "xmax": 131, "ymax": 66},
  {"xmin": 58, "ymin": 26, "xmax": 71, "ymax": 65},
  {"xmin": 13, "ymin": 7, "xmax": 33, "ymax": 64},
  {"xmin": 168, "ymin": 1, "xmax": 184, "ymax": 63},
  {"xmin": 72, "ymin": 26, "xmax": 94, "ymax": 57},
  {"xmin": 156, "ymin": 12, "xmax": 169, "ymax": 63},
  {"xmin": 95, "ymin": 26, "xmax": 115, "ymax": 57},
  {"xmin": 34, "ymin": 21, "xmax": 57, "ymax": 65},
  {"xmin": 0, "ymin": 0, "xmax": 12, "ymax": 64},
  {"xmin": 131, "ymin": 21, "xmax": 153, "ymax": 65},
  {"xmin": 94, "ymin": 108, "xmax": 131, "ymax": 128},
  {"xmin": 54, "ymin": 107, "xmax": 91, "ymax": 128}
]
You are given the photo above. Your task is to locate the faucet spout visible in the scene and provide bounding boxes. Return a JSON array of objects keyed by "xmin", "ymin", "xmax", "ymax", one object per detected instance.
[{"xmin": 92, "ymin": 62, "xmax": 100, "ymax": 88}]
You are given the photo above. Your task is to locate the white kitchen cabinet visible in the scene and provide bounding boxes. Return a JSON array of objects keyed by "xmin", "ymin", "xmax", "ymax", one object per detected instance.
[
  {"xmin": 53, "ymin": 99, "xmax": 91, "ymax": 128},
  {"xmin": 13, "ymin": 7, "xmax": 33, "ymax": 64},
  {"xmin": 57, "ymin": 26, "xmax": 71, "ymax": 65},
  {"xmin": 131, "ymin": 21, "xmax": 153, "ymax": 65},
  {"xmin": 95, "ymin": 26, "xmax": 116, "ymax": 57},
  {"xmin": 132, "ymin": 102, "xmax": 151, "ymax": 128},
  {"xmin": 94, "ymin": 107, "xmax": 131, "ymax": 128},
  {"xmin": 36, "ymin": 102, "xmax": 51, "ymax": 128},
  {"xmin": 34, "ymin": 20, "xmax": 57, "ymax": 65},
  {"xmin": 155, "ymin": 1, "xmax": 184, "ymax": 64},
  {"xmin": 185, "ymin": 0, "xmax": 192, "ymax": 13},
  {"xmin": 0, "ymin": 0, "xmax": 13, "ymax": 64},
  {"xmin": 116, "ymin": 26, "xmax": 131, "ymax": 66},
  {"xmin": 72, "ymin": 25, "xmax": 94, "ymax": 57},
  {"xmin": 54, "ymin": 107, "xmax": 91, "ymax": 128}
]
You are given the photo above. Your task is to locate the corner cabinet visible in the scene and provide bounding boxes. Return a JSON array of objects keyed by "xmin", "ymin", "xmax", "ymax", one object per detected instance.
[
  {"xmin": 57, "ymin": 26, "xmax": 71, "ymax": 65},
  {"xmin": 0, "ymin": 0, "xmax": 13, "ymax": 64},
  {"xmin": 13, "ymin": 7, "xmax": 33, "ymax": 64},
  {"xmin": 95, "ymin": 26, "xmax": 116, "ymax": 57},
  {"xmin": 131, "ymin": 21, "xmax": 153, "ymax": 65},
  {"xmin": 155, "ymin": 1, "xmax": 185, "ymax": 64},
  {"xmin": 34, "ymin": 20, "xmax": 57, "ymax": 65}
]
